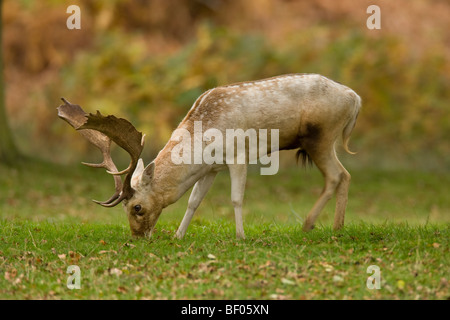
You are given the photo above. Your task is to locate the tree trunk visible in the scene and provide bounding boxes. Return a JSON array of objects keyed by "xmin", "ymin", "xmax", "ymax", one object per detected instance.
[{"xmin": 0, "ymin": 0, "xmax": 21, "ymax": 165}]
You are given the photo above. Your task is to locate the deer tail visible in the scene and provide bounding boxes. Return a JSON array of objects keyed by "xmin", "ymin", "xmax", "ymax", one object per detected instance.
[{"xmin": 342, "ymin": 92, "xmax": 361, "ymax": 155}]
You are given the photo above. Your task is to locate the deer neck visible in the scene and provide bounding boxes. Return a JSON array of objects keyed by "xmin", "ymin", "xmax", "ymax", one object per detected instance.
[{"xmin": 151, "ymin": 141, "xmax": 210, "ymax": 208}]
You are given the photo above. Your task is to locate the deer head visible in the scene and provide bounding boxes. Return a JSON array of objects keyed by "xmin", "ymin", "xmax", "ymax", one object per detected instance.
[{"xmin": 57, "ymin": 98, "xmax": 161, "ymax": 237}]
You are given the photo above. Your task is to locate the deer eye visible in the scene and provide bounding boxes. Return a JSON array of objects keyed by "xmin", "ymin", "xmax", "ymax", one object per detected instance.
[{"xmin": 134, "ymin": 205, "xmax": 142, "ymax": 213}]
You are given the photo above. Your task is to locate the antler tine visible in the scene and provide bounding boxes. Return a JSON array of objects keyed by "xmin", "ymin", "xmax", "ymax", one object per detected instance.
[
  {"xmin": 82, "ymin": 162, "xmax": 105, "ymax": 168},
  {"xmin": 92, "ymin": 171, "xmax": 135, "ymax": 207},
  {"xmin": 106, "ymin": 164, "xmax": 132, "ymax": 175},
  {"xmin": 93, "ymin": 193, "xmax": 123, "ymax": 206},
  {"xmin": 106, "ymin": 134, "xmax": 146, "ymax": 175},
  {"xmin": 82, "ymin": 153, "xmax": 123, "ymax": 204},
  {"xmin": 93, "ymin": 189, "xmax": 127, "ymax": 207},
  {"xmin": 93, "ymin": 193, "xmax": 121, "ymax": 206}
]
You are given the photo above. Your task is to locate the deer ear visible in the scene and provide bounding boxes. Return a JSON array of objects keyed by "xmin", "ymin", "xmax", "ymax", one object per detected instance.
[
  {"xmin": 131, "ymin": 159, "xmax": 145, "ymax": 189},
  {"xmin": 141, "ymin": 161, "xmax": 155, "ymax": 185}
]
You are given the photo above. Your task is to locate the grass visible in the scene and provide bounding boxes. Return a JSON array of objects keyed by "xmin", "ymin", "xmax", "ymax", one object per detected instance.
[
  {"xmin": 0, "ymin": 220, "xmax": 448, "ymax": 299},
  {"xmin": 0, "ymin": 159, "xmax": 449, "ymax": 299}
]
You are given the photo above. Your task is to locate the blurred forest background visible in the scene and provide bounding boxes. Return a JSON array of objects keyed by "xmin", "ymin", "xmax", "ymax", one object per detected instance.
[{"xmin": 2, "ymin": 0, "xmax": 449, "ymax": 170}]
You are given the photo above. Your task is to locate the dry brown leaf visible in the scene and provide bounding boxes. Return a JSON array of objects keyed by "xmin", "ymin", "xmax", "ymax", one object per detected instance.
[
  {"xmin": 109, "ymin": 268, "xmax": 122, "ymax": 276},
  {"xmin": 117, "ymin": 286, "xmax": 127, "ymax": 293},
  {"xmin": 99, "ymin": 250, "xmax": 117, "ymax": 255},
  {"xmin": 4, "ymin": 269, "xmax": 17, "ymax": 281}
]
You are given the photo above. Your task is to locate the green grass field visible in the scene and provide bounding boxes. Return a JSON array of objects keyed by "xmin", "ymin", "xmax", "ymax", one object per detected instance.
[{"xmin": 0, "ymin": 160, "xmax": 449, "ymax": 299}]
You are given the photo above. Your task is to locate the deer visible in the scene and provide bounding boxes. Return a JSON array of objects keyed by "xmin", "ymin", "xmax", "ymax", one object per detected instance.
[{"xmin": 58, "ymin": 73, "xmax": 361, "ymax": 239}]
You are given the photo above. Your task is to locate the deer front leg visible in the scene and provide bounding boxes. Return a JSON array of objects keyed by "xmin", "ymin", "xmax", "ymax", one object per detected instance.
[
  {"xmin": 175, "ymin": 171, "xmax": 217, "ymax": 239},
  {"xmin": 228, "ymin": 164, "xmax": 247, "ymax": 239}
]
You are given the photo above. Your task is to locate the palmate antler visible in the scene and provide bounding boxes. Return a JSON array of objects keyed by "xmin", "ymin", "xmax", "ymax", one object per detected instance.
[{"xmin": 57, "ymin": 98, "xmax": 145, "ymax": 207}]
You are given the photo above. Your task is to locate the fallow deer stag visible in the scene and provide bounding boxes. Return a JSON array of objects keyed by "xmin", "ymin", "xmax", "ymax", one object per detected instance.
[{"xmin": 58, "ymin": 74, "xmax": 361, "ymax": 239}]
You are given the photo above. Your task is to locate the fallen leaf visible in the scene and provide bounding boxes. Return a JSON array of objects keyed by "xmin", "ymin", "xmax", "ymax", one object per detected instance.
[
  {"xmin": 205, "ymin": 288, "xmax": 224, "ymax": 297},
  {"xmin": 99, "ymin": 250, "xmax": 117, "ymax": 255},
  {"xmin": 270, "ymin": 293, "xmax": 290, "ymax": 300},
  {"xmin": 117, "ymin": 286, "xmax": 127, "ymax": 293},
  {"xmin": 258, "ymin": 261, "xmax": 273, "ymax": 269},
  {"xmin": 281, "ymin": 278, "xmax": 295, "ymax": 285},
  {"xmin": 321, "ymin": 263, "xmax": 333, "ymax": 272},
  {"xmin": 207, "ymin": 254, "xmax": 217, "ymax": 260},
  {"xmin": 68, "ymin": 251, "xmax": 82, "ymax": 263},
  {"xmin": 333, "ymin": 275, "xmax": 344, "ymax": 283},
  {"xmin": 109, "ymin": 268, "xmax": 123, "ymax": 276},
  {"xmin": 148, "ymin": 253, "xmax": 160, "ymax": 260},
  {"xmin": 4, "ymin": 269, "xmax": 17, "ymax": 281}
]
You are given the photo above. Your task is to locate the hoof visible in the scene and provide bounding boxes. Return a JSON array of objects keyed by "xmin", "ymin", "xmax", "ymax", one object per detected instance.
[
  {"xmin": 236, "ymin": 233, "xmax": 246, "ymax": 240},
  {"xmin": 175, "ymin": 231, "xmax": 184, "ymax": 240}
]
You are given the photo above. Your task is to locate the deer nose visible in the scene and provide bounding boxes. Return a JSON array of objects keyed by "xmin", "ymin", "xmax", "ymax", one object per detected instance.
[{"xmin": 131, "ymin": 230, "xmax": 145, "ymax": 238}]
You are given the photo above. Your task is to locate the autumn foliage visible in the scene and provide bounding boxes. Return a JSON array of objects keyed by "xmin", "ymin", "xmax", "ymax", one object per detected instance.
[{"xmin": 3, "ymin": 0, "xmax": 449, "ymax": 169}]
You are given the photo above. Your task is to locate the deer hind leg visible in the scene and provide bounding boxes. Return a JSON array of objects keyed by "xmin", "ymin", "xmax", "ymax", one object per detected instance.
[
  {"xmin": 175, "ymin": 171, "xmax": 217, "ymax": 239},
  {"xmin": 333, "ymin": 161, "xmax": 351, "ymax": 230},
  {"xmin": 302, "ymin": 144, "xmax": 349, "ymax": 232}
]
